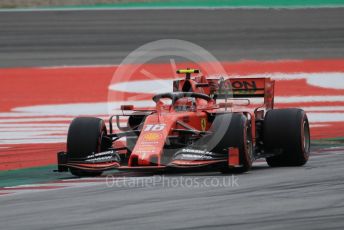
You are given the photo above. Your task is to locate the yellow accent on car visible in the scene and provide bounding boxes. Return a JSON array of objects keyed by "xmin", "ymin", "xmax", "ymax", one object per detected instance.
[
  {"xmin": 143, "ymin": 132, "xmax": 162, "ymax": 141},
  {"xmin": 176, "ymin": 69, "xmax": 200, "ymax": 74}
]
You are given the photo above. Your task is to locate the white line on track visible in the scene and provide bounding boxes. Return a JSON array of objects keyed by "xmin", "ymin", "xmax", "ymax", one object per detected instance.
[
  {"xmin": 37, "ymin": 64, "xmax": 118, "ymax": 69},
  {"xmin": 302, "ymin": 106, "xmax": 344, "ymax": 112},
  {"xmin": 0, "ymin": 118, "xmax": 73, "ymax": 123},
  {"xmin": 0, "ymin": 124, "xmax": 68, "ymax": 127},
  {"xmin": 0, "ymin": 127, "xmax": 68, "ymax": 131}
]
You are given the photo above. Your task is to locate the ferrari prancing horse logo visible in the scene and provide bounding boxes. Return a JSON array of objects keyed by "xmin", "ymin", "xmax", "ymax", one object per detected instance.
[{"xmin": 201, "ymin": 118, "xmax": 207, "ymax": 131}]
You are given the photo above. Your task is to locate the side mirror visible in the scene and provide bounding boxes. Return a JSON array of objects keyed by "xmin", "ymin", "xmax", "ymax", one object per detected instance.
[{"xmin": 121, "ymin": 105, "xmax": 134, "ymax": 110}]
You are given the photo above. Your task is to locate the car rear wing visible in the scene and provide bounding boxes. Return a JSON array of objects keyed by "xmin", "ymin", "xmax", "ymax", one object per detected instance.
[
  {"xmin": 172, "ymin": 73, "xmax": 275, "ymax": 109},
  {"xmin": 211, "ymin": 77, "xmax": 275, "ymax": 109}
]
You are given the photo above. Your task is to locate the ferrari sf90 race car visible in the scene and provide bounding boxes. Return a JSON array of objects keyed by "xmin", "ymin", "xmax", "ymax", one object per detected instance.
[{"xmin": 57, "ymin": 69, "xmax": 310, "ymax": 177}]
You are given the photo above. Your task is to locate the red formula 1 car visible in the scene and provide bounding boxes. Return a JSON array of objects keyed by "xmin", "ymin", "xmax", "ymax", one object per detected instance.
[{"xmin": 57, "ymin": 69, "xmax": 310, "ymax": 176}]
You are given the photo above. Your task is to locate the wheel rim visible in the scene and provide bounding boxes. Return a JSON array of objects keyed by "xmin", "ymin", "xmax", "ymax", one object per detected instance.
[
  {"xmin": 247, "ymin": 140, "xmax": 253, "ymax": 159},
  {"xmin": 303, "ymin": 120, "xmax": 310, "ymax": 155},
  {"xmin": 246, "ymin": 126, "xmax": 254, "ymax": 163}
]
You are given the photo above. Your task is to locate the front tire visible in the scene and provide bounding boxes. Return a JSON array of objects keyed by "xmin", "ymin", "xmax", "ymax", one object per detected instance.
[
  {"xmin": 209, "ymin": 113, "xmax": 253, "ymax": 173},
  {"xmin": 67, "ymin": 117, "xmax": 108, "ymax": 177},
  {"xmin": 264, "ymin": 109, "xmax": 310, "ymax": 167}
]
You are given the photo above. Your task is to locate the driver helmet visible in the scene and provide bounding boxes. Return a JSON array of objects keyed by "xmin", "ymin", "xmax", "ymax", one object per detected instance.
[{"xmin": 174, "ymin": 97, "xmax": 196, "ymax": 112}]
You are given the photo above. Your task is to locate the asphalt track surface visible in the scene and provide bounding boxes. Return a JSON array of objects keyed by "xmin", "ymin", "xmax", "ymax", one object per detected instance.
[
  {"xmin": 0, "ymin": 8, "xmax": 344, "ymax": 67},
  {"xmin": 1, "ymin": 8, "xmax": 344, "ymax": 230}
]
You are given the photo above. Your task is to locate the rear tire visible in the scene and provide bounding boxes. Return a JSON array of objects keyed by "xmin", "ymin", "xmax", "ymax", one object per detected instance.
[
  {"xmin": 264, "ymin": 109, "xmax": 310, "ymax": 167},
  {"xmin": 67, "ymin": 117, "xmax": 108, "ymax": 177}
]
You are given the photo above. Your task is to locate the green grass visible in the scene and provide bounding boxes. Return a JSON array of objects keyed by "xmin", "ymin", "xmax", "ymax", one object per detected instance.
[
  {"xmin": 312, "ymin": 137, "xmax": 344, "ymax": 146},
  {"xmin": 0, "ymin": 165, "xmax": 70, "ymax": 187},
  {"xmin": 54, "ymin": 0, "xmax": 344, "ymax": 9},
  {"xmin": 2, "ymin": 0, "xmax": 344, "ymax": 9}
]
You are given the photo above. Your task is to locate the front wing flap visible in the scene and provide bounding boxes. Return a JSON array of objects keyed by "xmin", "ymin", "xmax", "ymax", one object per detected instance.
[
  {"xmin": 168, "ymin": 148, "xmax": 227, "ymax": 167},
  {"xmin": 57, "ymin": 150, "xmax": 121, "ymax": 172}
]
